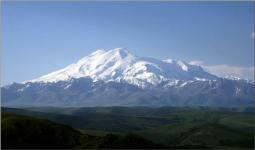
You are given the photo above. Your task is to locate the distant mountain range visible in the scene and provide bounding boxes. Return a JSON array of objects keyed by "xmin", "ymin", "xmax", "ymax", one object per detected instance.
[{"xmin": 2, "ymin": 48, "xmax": 254, "ymax": 107}]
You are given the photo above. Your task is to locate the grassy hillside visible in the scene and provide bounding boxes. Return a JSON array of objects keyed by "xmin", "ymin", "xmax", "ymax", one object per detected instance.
[
  {"xmin": 1, "ymin": 112, "xmax": 163, "ymax": 149},
  {"xmin": 140, "ymin": 122, "xmax": 253, "ymax": 148},
  {"xmin": 2, "ymin": 107, "xmax": 254, "ymax": 149},
  {"xmin": 2, "ymin": 113, "xmax": 81, "ymax": 149}
]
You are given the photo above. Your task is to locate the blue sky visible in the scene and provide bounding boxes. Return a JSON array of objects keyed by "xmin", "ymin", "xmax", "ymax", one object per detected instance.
[{"xmin": 2, "ymin": 1, "xmax": 254, "ymax": 84}]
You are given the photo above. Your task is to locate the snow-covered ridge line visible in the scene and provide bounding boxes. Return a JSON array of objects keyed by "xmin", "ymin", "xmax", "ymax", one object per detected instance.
[{"xmin": 27, "ymin": 48, "xmax": 219, "ymax": 87}]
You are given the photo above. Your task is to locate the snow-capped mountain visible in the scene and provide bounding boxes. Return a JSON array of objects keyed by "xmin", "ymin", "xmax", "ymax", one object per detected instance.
[
  {"xmin": 2, "ymin": 48, "xmax": 254, "ymax": 107},
  {"xmin": 28, "ymin": 48, "xmax": 217, "ymax": 87}
]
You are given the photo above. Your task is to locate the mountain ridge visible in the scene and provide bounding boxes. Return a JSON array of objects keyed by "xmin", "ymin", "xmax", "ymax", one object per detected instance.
[{"xmin": 2, "ymin": 48, "xmax": 254, "ymax": 107}]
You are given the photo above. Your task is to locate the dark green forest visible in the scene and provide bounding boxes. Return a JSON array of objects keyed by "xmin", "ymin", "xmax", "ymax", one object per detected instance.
[{"xmin": 2, "ymin": 106, "xmax": 254, "ymax": 149}]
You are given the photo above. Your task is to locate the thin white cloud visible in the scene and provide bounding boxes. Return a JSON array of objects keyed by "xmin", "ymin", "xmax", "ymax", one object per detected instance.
[
  {"xmin": 189, "ymin": 60, "xmax": 203, "ymax": 66},
  {"xmin": 204, "ymin": 65, "xmax": 254, "ymax": 81},
  {"xmin": 189, "ymin": 60, "xmax": 254, "ymax": 81},
  {"xmin": 251, "ymin": 32, "xmax": 255, "ymax": 39}
]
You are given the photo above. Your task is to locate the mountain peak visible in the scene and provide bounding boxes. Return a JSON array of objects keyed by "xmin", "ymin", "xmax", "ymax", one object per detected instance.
[
  {"xmin": 106, "ymin": 48, "xmax": 133, "ymax": 59},
  {"xmin": 28, "ymin": 48, "xmax": 218, "ymax": 86},
  {"xmin": 90, "ymin": 49, "xmax": 106, "ymax": 56},
  {"xmin": 111, "ymin": 47, "xmax": 127, "ymax": 52}
]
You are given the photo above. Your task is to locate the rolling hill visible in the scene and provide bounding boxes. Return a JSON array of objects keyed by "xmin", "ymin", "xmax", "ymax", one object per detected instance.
[
  {"xmin": 1, "ymin": 112, "xmax": 163, "ymax": 149},
  {"xmin": 2, "ymin": 106, "xmax": 254, "ymax": 149}
]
